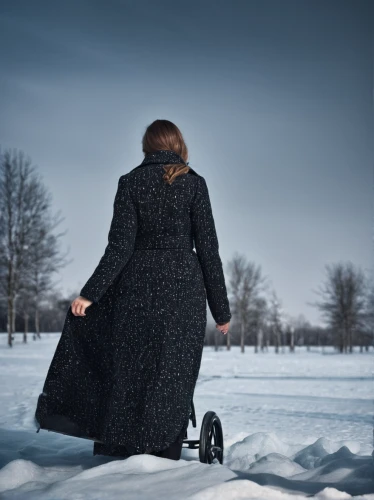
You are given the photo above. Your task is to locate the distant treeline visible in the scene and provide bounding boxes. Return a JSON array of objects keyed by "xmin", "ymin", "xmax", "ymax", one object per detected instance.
[
  {"xmin": 205, "ymin": 254, "xmax": 373, "ymax": 354},
  {"xmin": 204, "ymin": 322, "xmax": 373, "ymax": 353}
]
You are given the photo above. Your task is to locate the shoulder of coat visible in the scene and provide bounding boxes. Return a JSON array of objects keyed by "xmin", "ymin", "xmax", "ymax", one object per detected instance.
[{"xmin": 118, "ymin": 172, "xmax": 132, "ymax": 183}]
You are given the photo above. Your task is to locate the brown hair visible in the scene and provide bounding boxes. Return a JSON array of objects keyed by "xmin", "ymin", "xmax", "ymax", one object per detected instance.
[{"xmin": 142, "ymin": 119, "xmax": 190, "ymax": 185}]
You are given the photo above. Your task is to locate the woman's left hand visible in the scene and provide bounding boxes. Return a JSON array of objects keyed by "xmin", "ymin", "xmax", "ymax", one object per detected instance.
[
  {"xmin": 71, "ymin": 296, "xmax": 93, "ymax": 316},
  {"xmin": 216, "ymin": 321, "xmax": 230, "ymax": 335}
]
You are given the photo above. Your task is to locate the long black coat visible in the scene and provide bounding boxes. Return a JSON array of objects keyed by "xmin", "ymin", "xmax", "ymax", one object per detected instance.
[{"xmin": 35, "ymin": 149, "xmax": 231, "ymax": 457}]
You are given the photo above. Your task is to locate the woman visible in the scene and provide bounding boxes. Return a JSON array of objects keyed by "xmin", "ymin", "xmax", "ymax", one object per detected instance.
[{"xmin": 35, "ymin": 119, "xmax": 231, "ymax": 461}]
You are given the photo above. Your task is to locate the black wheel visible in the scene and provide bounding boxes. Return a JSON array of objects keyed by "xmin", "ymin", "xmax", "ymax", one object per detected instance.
[{"xmin": 199, "ymin": 411, "xmax": 224, "ymax": 464}]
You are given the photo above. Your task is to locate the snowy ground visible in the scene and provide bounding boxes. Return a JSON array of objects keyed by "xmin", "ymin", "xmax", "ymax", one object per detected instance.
[{"xmin": 0, "ymin": 333, "xmax": 373, "ymax": 499}]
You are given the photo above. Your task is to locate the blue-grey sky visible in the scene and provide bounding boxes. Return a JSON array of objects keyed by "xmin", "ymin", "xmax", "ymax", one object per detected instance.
[{"xmin": 0, "ymin": 0, "xmax": 372, "ymax": 326}]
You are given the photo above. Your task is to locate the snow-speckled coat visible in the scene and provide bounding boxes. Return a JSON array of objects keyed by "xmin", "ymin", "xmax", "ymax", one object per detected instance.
[{"xmin": 35, "ymin": 149, "xmax": 231, "ymax": 456}]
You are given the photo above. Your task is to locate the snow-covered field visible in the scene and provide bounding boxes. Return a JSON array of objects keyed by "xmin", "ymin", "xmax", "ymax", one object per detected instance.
[{"xmin": 0, "ymin": 333, "xmax": 373, "ymax": 499}]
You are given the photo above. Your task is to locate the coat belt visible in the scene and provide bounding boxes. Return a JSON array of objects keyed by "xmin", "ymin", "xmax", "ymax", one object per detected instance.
[{"xmin": 133, "ymin": 235, "xmax": 194, "ymax": 251}]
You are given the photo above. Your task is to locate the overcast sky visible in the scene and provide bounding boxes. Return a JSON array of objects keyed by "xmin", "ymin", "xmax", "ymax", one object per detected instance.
[{"xmin": 0, "ymin": 0, "xmax": 373, "ymax": 326}]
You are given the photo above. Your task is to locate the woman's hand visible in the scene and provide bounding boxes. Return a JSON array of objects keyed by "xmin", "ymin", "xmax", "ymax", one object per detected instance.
[
  {"xmin": 216, "ymin": 321, "xmax": 230, "ymax": 335},
  {"xmin": 71, "ymin": 296, "xmax": 93, "ymax": 316}
]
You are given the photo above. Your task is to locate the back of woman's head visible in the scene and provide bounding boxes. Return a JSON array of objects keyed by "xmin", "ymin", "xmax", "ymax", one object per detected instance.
[{"xmin": 142, "ymin": 119, "xmax": 190, "ymax": 185}]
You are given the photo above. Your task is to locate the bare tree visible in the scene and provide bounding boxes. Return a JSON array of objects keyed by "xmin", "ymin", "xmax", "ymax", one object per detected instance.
[
  {"xmin": 268, "ymin": 290, "xmax": 284, "ymax": 353},
  {"xmin": 23, "ymin": 212, "xmax": 70, "ymax": 339},
  {"xmin": 0, "ymin": 149, "xmax": 35, "ymax": 346},
  {"xmin": 17, "ymin": 289, "xmax": 33, "ymax": 343},
  {"xmin": 287, "ymin": 313, "xmax": 311, "ymax": 351},
  {"xmin": 311, "ymin": 262, "xmax": 367, "ymax": 353},
  {"xmin": 0, "ymin": 148, "xmax": 69, "ymax": 346},
  {"xmin": 362, "ymin": 273, "xmax": 374, "ymax": 350},
  {"xmin": 252, "ymin": 297, "xmax": 267, "ymax": 353},
  {"xmin": 285, "ymin": 324, "xmax": 295, "ymax": 353},
  {"xmin": 227, "ymin": 252, "xmax": 266, "ymax": 353}
]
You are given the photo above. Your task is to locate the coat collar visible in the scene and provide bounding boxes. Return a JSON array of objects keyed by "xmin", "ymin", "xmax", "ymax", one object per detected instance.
[{"xmin": 131, "ymin": 149, "xmax": 199, "ymax": 176}]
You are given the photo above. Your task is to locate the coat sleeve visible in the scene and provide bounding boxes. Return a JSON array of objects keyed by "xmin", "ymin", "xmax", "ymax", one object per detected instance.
[
  {"xmin": 80, "ymin": 175, "xmax": 137, "ymax": 303},
  {"xmin": 190, "ymin": 175, "xmax": 231, "ymax": 324}
]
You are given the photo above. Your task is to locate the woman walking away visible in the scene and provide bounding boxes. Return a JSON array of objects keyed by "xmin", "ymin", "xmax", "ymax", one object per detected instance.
[{"xmin": 35, "ymin": 119, "xmax": 231, "ymax": 461}]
